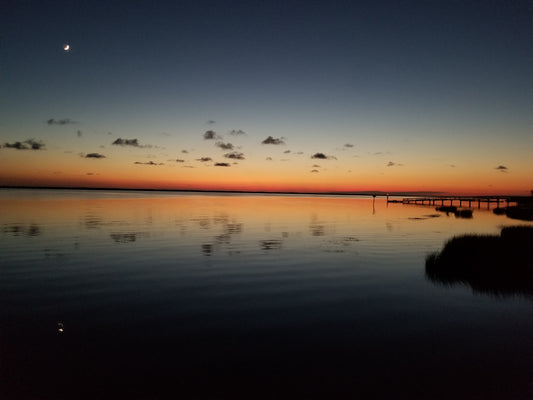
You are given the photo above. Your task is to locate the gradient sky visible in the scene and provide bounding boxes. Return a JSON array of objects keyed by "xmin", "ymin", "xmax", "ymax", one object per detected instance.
[{"xmin": 1, "ymin": 0, "xmax": 532, "ymax": 194}]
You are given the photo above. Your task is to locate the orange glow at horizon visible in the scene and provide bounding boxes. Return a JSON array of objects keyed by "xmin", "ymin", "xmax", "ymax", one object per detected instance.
[{"xmin": 0, "ymin": 149, "xmax": 531, "ymax": 196}]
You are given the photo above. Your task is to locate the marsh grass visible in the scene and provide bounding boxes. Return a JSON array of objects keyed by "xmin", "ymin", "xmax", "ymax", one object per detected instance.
[{"xmin": 426, "ymin": 226, "xmax": 533, "ymax": 296}]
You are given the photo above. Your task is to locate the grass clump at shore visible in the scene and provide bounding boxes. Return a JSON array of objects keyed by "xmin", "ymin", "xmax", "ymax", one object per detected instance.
[{"xmin": 426, "ymin": 226, "xmax": 533, "ymax": 297}]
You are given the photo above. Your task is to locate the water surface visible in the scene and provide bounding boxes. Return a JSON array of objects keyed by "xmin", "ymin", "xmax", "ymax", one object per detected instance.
[{"xmin": 1, "ymin": 189, "xmax": 532, "ymax": 399}]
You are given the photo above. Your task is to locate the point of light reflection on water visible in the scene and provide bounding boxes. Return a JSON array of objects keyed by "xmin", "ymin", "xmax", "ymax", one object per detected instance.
[{"xmin": 1, "ymin": 189, "xmax": 533, "ymax": 399}]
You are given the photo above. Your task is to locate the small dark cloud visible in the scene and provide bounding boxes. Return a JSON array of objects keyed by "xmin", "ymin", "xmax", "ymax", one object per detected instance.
[
  {"xmin": 296, "ymin": 151, "xmax": 304, "ymax": 155},
  {"xmin": 312, "ymin": 164, "xmax": 321, "ymax": 168},
  {"xmin": 134, "ymin": 161, "xmax": 164, "ymax": 165},
  {"xmin": 203, "ymin": 130, "xmax": 218, "ymax": 140},
  {"xmin": 495, "ymin": 165, "xmax": 508, "ymax": 172},
  {"xmin": 113, "ymin": 138, "xmax": 140, "ymax": 147},
  {"xmin": 262, "ymin": 136, "xmax": 285, "ymax": 145},
  {"xmin": 175, "ymin": 159, "xmax": 185, "ymax": 163},
  {"xmin": 107, "ymin": 132, "xmax": 113, "ymax": 135},
  {"xmin": 283, "ymin": 150, "xmax": 291, "ymax": 154},
  {"xmin": 47, "ymin": 118, "xmax": 75, "ymax": 125},
  {"xmin": 2, "ymin": 139, "xmax": 45, "ymax": 150},
  {"xmin": 77, "ymin": 130, "xmax": 82, "ymax": 138},
  {"xmin": 224, "ymin": 152, "xmax": 245, "ymax": 160},
  {"xmin": 229, "ymin": 129, "xmax": 246, "ymax": 136},
  {"xmin": 85, "ymin": 153, "xmax": 106, "ymax": 159},
  {"xmin": 311, "ymin": 153, "xmax": 336, "ymax": 160},
  {"xmin": 266, "ymin": 157, "xmax": 273, "ymax": 161},
  {"xmin": 214, "ymin": 162, "xmax": 230, "ymax": 167},
  {"xmin": 387, "ymin": 161, "xmax": 404, "ymax": 167},
  {"xmin": 311, "ymin": 169, "xmax": 319, "ymax": 173},
  {"xmin": 207, "ymin": 120, "xmax": 216, "ymax": 125},
  {"xmin": 215, "ymin": 141, "xmax": 234, "ymax": 150},
  {"xmin": 197, "ymin": 157, "xmax": 212, "ymax": 162},
  {"xmin": 344, "ymin": 143, "xmax": 354, "ymax": 148},
  {"xmin": 182, "ymin": 150, "xmax": 189, "ymax": 154}
]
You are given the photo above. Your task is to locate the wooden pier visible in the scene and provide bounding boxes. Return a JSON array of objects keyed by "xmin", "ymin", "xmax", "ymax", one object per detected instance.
[{"xmin": 399, "ymin": 196, "xmax": 520, "ymax": 209}]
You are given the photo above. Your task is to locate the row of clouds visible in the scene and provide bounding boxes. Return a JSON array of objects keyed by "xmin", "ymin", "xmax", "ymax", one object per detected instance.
[
  {"xmin": 1, "ymin": 117, "xmax": 513, "ymax": 174},
  {"xmin": 1, "ymin": 137, "xmax": 512, "ymax": 173}
]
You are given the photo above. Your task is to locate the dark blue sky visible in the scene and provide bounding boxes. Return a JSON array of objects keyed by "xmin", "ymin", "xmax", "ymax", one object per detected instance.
[{"xmin": 1, "ymin": 0, "xmax": 532, "ymax": 193}]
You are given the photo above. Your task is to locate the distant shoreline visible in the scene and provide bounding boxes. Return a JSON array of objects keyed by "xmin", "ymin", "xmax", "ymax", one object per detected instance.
[{"xmin": 0, "ymin": 185, "xmax": 527, "ymax": 198}]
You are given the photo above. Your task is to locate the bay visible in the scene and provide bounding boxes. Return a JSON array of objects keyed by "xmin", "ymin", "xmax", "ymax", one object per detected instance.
[{"xmin": 1, "ymin": 189, "xmax": 532, "ymax": 399}]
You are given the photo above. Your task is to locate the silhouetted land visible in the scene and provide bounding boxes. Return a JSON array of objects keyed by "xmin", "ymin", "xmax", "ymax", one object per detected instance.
[
  {"xmin": 426, "ymin": 226, "xmax": 533, "ymax": 297},
  {"xmin": 505, "ymin": 206, "xmax": 533, "ymax": 221}
]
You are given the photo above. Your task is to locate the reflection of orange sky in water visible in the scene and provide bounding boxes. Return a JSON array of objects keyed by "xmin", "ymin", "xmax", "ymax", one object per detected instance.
[{"xmin": 0, "ymin": 193, "xmax": 517, "ymax": 239}]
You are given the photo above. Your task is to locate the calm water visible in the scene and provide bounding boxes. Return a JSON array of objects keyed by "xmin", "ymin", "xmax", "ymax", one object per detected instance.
[{"xmin": 1, "ymin": 189, "xmax": 533, "ymax": 399}]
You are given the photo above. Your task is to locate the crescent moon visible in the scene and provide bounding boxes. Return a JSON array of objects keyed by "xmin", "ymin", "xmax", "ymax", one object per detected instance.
[{"xmin": 63, "ymin": 44, "xmax": 70, "ymax": 51}]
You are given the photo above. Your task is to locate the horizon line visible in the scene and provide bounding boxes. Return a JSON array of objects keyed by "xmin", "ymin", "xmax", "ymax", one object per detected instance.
[{"xmin": 1, "ymin": 185, "xmax": 530, "ymax": 198}]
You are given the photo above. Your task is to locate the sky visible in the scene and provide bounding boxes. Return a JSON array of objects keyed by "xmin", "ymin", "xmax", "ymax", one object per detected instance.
[{"xmin": 1, "ymin": 0, "xmax": 532, "ymax": 194}]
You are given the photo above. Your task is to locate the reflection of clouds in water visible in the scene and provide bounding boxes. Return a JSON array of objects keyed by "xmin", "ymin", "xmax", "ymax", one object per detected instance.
[
  {"xmin": 3, "ymin": 224, "xmax": 42, "ymax": 237},
  {"xmin": 84, "ymin": 215, "xmax": 103, "ymax": 229},
  {"xmin": 199, "ymin": 216, "xmax": 243, "ymax": 256},
  {"xmin": 322, "ymin": 236, "xmax": 360, "ymax": 253},
  {"xmin": 196, "ymin": 218, "xmax": 210, "ymax": 229},
  {"xmin": 309, "ymin": 215, "xmax": 326, "ymax": 236},
  {"xmin": 310, "ymin": 224, "xmax": 325, "ymax": 236},
  {"xmin": 225, "ymin": 223, "xmax": 242, "ymax": 235},
  {"xmin": 201, "ymin": 244, "xmax": 213, "ymax": 256},
  {"xmin": 260, "ymin": 240, "xmax": 283, "ymax": 250},
  {"xmin": 197, "ymin": 214, "xmax": 291, "ymax": 256},
  {"xmin": 110, "ymin": 232, "xmax": 146, "ymax": 243}
]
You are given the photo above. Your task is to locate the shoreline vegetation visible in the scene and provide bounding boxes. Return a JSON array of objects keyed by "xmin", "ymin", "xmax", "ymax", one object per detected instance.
[{"xmin": 426, "ymin": 226, "xmax": 533, "ymax": 297}]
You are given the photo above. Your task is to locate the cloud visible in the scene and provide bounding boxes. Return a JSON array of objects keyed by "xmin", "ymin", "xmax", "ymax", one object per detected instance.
[
  {"xmin": 175, "ymin": 159, "xmax": 185, "ymax": 163},
  {"xmin": 215, "ymin": 141, "xmax": 234, "ymax": 150},
  {"xmin": 224, "ymin": 151, "xmax": 245, "ymax": 160},
  {"xmin": 495, "ymin": 165, "xmax": 508, "ymax": 172},
  {"xmin": 203, "ymin": 130, "xmax": 218, "ymax": 140},
  {"xmin": 311, "ymin": 169, "xmax": 319, "ymax": 173},
  {"xmin": 387, "ymin": 161, "xmax": 403, "ymax": 167},
  {"xmin": 182, "ymin": 150, "xmax": 189, "ymax": 154},
  {"xmin": 214, "ymin": 162, "xmax": 230, "ymax": 167},
  {"xmin": 311, "ymin": 152, "xmax": 336, "ymax": 160},
  {"xmin": 47, "ymin": 118, "xmax": 75, "ymax": 125},
  {"xmin": 197, "ymin": 157, "xmax": 212, "ymax": 162},
  {"xmin": 77, "ymin": 130, "xmax": 82, "ymax": 138},
  {"xmin": 2, "ymin": 139, "xmax": 45, "ymax": 150},
  {"xmin": 134, "ymin": 161, "xmax": 164, "ymax": 165},
  {"xmin": 229, "ymin": 129, "xmax": 246, "ymax": 136},
  {"xmin": 85, "ymin": 153, "xmax": 106, "ymax": 158},
  {"xmin": 344, "ymin": 143, "xmax": 354, "ymax": 148},
  {"xmin": 312, "ymin": 164, "xmax": 321, "ymax": 168},
  {"xmin": 266, "ymin": 157, "xmax": 273, "ymax": 161},
  {"xmin": 207, "ymin": 120, "xmax": 216, "ymax": 125},
  {"xmin": 113, "ymin": 138, "xmax": 139, "ymax": 146},
  {"xmin": 262, "ymin": 136, "xmax": 285, "ymax": 145},
  {"xmin": 283, "ymin": 150, "xmax": 291, "ymax": 154}
]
